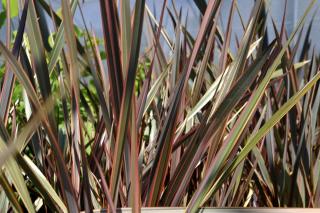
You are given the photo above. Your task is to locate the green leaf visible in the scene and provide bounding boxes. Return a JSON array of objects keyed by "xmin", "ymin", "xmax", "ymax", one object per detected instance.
[
  {"xmin": 0, "ymin": 173, "xmax": 23, "ymax": 212},
  {"xmin": 0, "ymin": 138, "xmax": 35, "ymax": 213},
  {"xmin": 143, "ymin": 64, "xmax": 169, "ymax": 115},
  {"xmin": 26, "ymin": 0, "xmax": 52, "ymax": 100},
  {"xmin": 48, "ymin": 0, "xmax": 77, "ymax": 75},
  {"xmin": 109, "ymin": 0, "xmax": 146, "ymax": 204},
  {"xmin": 17, "ymin": 155, "xmax": 68, "ymax": 212},
  {"xmin": 2, "ymin": 0, "xmax": 18, "ymax": 18},
  {"xmin": 120, "ymin": 0, "xmax": 131, "ymax": 74},
  {"xmin": 0, "ymin": 11, "xmax": 6, "ymax": 28}
]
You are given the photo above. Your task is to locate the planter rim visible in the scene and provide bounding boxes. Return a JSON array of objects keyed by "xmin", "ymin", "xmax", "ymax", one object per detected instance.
[{"xmin": 89, "ymin": 207, "xmax": 320, "ymax": 213}]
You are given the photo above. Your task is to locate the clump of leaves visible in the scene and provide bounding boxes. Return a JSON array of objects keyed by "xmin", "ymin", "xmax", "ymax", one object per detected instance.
[{"xmin": 0, "ymin": 0, "xmax": 319, "ymax": 212}]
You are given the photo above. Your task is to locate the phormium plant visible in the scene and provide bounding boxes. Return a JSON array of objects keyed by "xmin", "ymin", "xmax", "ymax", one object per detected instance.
[{"xmin": 0, "ymin": 0, "xmax": 319, "ymax": 212}]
